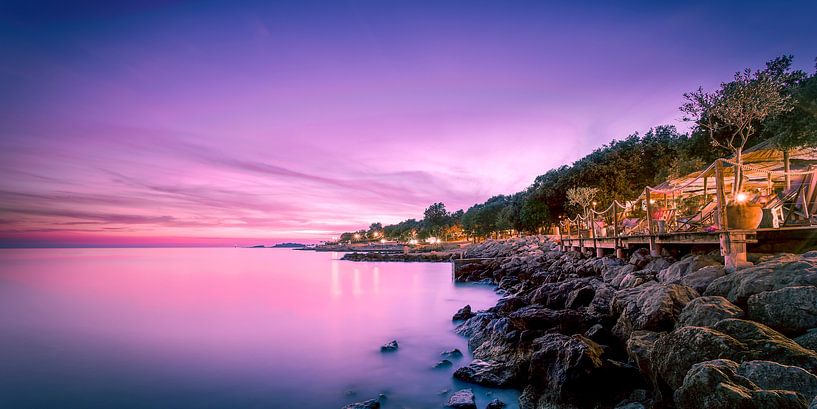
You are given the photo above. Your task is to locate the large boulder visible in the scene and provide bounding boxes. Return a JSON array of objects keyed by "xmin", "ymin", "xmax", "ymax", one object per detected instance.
[
  {"xmin": 629, "ymin": 248, "xmax": 653, "ymax": 269},
  {"xmin": 705, "ymin": 256, "xmax": 817, "ymax": 305},
  {"xmin": 618, "ymin": 270, "xmax": 657, "ymax": 289},
  {"xmin": 680, "ymin": 265, "xmax": 726, "ymax": 294},
  {"xmin": 508, "ymin": 305, "xmax": 596, "ymax": 335},
  {"xmin": 521, "ymin": 333, "xmax": 643, "ymax": 409},
  {"xmin": 453, "ymin": 359, "xmax": 517, "ymax": 387},
  {"xmin": 626, "ymin": 330, "xmax": 662, "ymax": 381},
  {"xmin": 712, "ymin": 319, "xmax": 817, "ymax": 373},
  {"xmin": 676, "ymin": 296, "xmax": 744, "ymax": 328},
  {"xmin": 658, "ymin": 255, "xmax": 722, "ymax": 284},
  {"xmin": 747, "ymin": 286, "xmax": 817, "ymax": 336},
  {"xmin": 674, "ymin": 359, "xmax": 810, "ymax": 409},
  {"xmin": 739, "ymin": 360, "xmax": 817, "ymax": 401},
  {"xmin": 651, "ymin": 326, "xmax": 747, "ymax": 393},
  {"xmin": 611, "ymin": 282, "xmax": 699, "ymax": 339},
  {"xmin": 446, "ymin": 389, "xmax": 477, "ymax": 409}
]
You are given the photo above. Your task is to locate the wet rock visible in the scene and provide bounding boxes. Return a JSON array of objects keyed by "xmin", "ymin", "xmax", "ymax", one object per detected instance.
[
  {"xmin": 704, "ymin": 255, "xmax": 817, "ymax": 305},
  {"xmin": 441, "ymin": 348, "xmax": 464, "ymax": 359},
  {"xmin": 380, "ymin": 340, "xmax": 398, "ymax": 352},
  {"xmin": 341, "ymin": 398, "xmax": 380, "ymax": 409},
  {"xmin": 434, "ymin": 359, "xmax": 453, "ymax": 369},
  {"xmin": 674, "ymin": 359, "xmax": 810, "ymax": 409},
  {"xmin": 446, "ymin": 388, "xmax": 476, "ymax": 409},
  {"xmin": 453, "ymin": 305, "xmax": 475, "ymax": 321},
  {"xmin": 453, "ymin": 359, "xmax": 517, "ymax": 387},
  {"xmin": 492, "ymin": 296, "xmax": 528, "ymax": 316},
  {"xmin": 747, "ymin": 286, "xmax": 817, "ymax": 336},
  {"xmin": 611, "ymin": 282, "xmax": 699, "ymax": 339},
  {"xmin": 485, "ymin": 398, "xmax": 506, "ymax": 409},
  {"xmin": 676, "ymin": 296, "xmax": 744, "ymax": 328}
]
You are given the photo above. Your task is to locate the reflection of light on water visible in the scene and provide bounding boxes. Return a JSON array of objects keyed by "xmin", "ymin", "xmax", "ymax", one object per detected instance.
[
  {"xmin": 331, "ymin": 258, "xmax": 341, "ymax": 297},
  {"xmin": 373, "ymin": 266, "xmax": 380, "ymax": 294},
  {"xmin": 353, "ymin": 268, "xmax": 361, "ymax": 296}
]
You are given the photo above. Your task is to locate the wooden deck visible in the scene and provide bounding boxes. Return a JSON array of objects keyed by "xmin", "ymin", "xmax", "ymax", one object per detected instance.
[{"xmin": 559, "ymin": 225, "xmax": 817, "ymax": 269}]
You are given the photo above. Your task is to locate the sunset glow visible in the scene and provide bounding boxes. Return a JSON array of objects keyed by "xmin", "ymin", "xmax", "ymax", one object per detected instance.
[{"xmin": 1, "ymin": 1, "xmax": 815, "ymax": 247}]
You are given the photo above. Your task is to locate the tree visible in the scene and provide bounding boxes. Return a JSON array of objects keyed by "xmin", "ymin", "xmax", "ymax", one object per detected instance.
[
  {"xmin": 765, "ymin": 66, "xmax": 817, "ymax": 187},
  {"xmin": 422, "ymin": 202, "xmax": 450, "ymax": 240},
  {"xmin": 681, "ymin": 57, "xmax": 794, "ymax": 196},
  {"xmin": 566, "ymin": 187, "xmax": 599, "ymax": 215}
]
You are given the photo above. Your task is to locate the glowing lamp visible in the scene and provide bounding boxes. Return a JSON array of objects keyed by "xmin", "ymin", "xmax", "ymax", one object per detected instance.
[
  {"xmin": 736, "ymin": 192, "xmax": 748, "ymax": 203},
  {"xmin": 380, "ymin": 239, "xmax": 386, "ymax": 244}
]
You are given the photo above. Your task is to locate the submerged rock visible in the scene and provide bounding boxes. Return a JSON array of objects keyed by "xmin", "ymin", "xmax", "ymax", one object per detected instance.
[
  {"xmin": 380, "ymin": 340, "xmax": 399, "ymax": 352},
  {"xmin": 446, "ymin": 388, "xmax": 476, "ymax": 409},
  {"xmin": 341, "ymin": 398, "xmax": 380, "ymax": 409},
  {"xmin": 486, "ymin": 398, "xmax": 506, "ymax": 409},
  {"xmin": 434, "ymin": 359, "xmax": 453, "ymax": 369},
  {"xmin": 441, "ymin": 348, "xmax": 463, "ymax": 359}
]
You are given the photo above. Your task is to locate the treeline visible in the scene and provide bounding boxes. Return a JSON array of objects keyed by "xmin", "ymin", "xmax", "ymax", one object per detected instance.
[{"xmin": 335, "ymin": 56, "xmax": 817, "ymax": 243}]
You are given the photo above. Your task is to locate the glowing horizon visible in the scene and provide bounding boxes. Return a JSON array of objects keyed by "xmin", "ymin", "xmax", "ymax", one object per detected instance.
[{"xmin": 1, "ymin": 1, "xmax": 815, "ymax": 247}]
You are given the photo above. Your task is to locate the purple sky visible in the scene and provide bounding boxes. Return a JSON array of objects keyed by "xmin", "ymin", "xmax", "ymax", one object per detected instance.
[{"xmin": 1, "ymin": 1, "xmax": 816, "ymax": 247}]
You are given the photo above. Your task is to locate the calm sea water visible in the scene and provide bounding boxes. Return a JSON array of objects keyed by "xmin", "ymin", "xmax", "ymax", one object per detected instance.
[{"xmin": 0, "ymin": 248, "xmax": 519, "ymax": 409}]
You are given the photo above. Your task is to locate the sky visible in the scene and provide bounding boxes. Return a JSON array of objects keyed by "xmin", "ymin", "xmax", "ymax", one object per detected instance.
[{"xmin": 1, "ymin": 0, "xmax": 816, "ymax": 247}]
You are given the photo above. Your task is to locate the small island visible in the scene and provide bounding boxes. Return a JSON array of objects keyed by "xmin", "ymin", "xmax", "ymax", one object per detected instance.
[{"xmin": 271, "ymin": 242, "xmax": 307, "ymax": 248}]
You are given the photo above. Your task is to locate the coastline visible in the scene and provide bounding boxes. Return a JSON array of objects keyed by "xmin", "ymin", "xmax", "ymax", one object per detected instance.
[{"xmin": 340, "ymin": 236, "xmax": 817, "ymax": 409}]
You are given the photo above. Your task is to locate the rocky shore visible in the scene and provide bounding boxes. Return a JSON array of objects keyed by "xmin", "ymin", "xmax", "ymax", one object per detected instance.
[{"xmin": 447, "ymin": 236, "xmax": 817, "ymax": 409}]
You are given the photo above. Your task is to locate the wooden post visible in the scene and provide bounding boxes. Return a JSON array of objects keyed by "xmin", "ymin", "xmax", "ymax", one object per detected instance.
[
  {"xmin": 645, "ymin": 189, "xmax": 654, "ymax": 235},
  {"xmin": 703, "ymin": 176, "xmax": 708, "ymax": 203},
  {"xmin": 784, "ymin": 150, "xmax": 791, "ymax": 190},
  {"xmin": 714, "ymin": 160, "xmax": 729, "ymax": 232}
]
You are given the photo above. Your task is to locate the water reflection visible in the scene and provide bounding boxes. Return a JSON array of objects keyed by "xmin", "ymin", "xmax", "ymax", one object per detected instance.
[{"xmin": 0, "ymin": 248, "xmax": 519, "ymax": 408}]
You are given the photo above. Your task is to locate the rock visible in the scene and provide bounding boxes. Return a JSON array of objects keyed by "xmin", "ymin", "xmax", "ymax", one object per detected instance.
[
  {"xmin": 738, "ymin": 360, "xmax": 817, "ymax": 401},
  {"xmin": 522, "ymin": 333, "xmax": 643, "ymax": 409},
  {"xmin": 452, "ymin": 359, "xmax": 517, "ymax": 387},
  {"xmin": 341, "ymin": 398, "xmax": 380, "ymax": 409},
  {"xmin": 565, "ymin": 286, "xmax": 596, "ymax": 309},
  {"xmin": 380, "ymin": 340, "xmax": 398, "ymax": 352},
  {"xmin": 812, "ymin": 395, "xmax": 817, "ymax": 409},
  {"xmin": 434, "ymin": 359, "xmax": 453, "ymax": 369},
  {"xmin": 618, "ymin": 270, "xmax": 656, "ymax": 289},
  {"xmin": 446, "ymin": 388, "xmax": 476, "ymax": 409},
  {"xmin": 680, "ymin": 265, "xmax": 726, "ymax": 294},
  {"xmin": 704, "ymin": 255, "xmax": 817, "ymax": 305},
  {"xmin": 626, "ymin": 331, "xmax": 661, "ymax": 381},
  {"xmin": 629, "ymin": 248, "xmax": 652, "ymax": 269},
  {"xmin": 453, "ymin": 305, "xmax": 475, "ymax": 321},
  {"xmin": 676, "ymin": 296, "xmax": 744, "ymax": 328},
  {"xmin": 441, "ymin": 348, "xmax": 464, "ymax": 359},
  {"xmin": 747, "ymin": 286, "xmax": 817, "ymax": 336},
  {"xmin": 614, "ymin": 402, "xmax": 646, "ymax": 409},
  {"xmin": 485, "ymin": 398, "xmax": 506, "ymax": 409},
  {"xmin": 651, "ymin": 326, "xmax": 747, "ymax": 393},
  {"xmin": 796, "ymin": 329, "xmax": 817, "ymax": 352},
  {"xmin": 611, "ymin": 282, "xmax": 699, "ymax": 339},
  {"xmin": 610, "ymin": 264, "xmax": 637, "ymax": 288},
  {"xmin": 712, "ymin": 319, "xmax": 817, "ymax": 373},
  {"xmin": 674, "ymin": 359, "xmax": 808, "ymax": 409},
  {"xmin": 658, "ymin": 255, "xmax": 722, "ymax": 284},
  {"xmin": 508, "ymin": 305, "xmax": 595, "ymax": 335},
  {"xmin": 585, "ymin": 323, "xmax": 617, "ymax": 346},
  {"xmin": 492, "ymin": 296, "xmax": 528, "ymax": 316}
]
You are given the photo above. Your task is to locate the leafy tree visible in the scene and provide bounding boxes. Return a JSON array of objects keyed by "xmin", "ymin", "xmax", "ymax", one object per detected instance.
[{"xmin": 681, "ymin": 57, "xmax": 794, "ymax": 196}]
